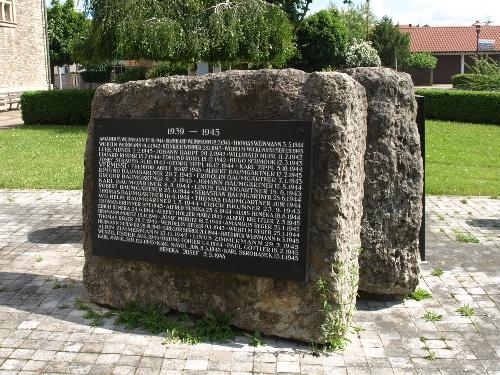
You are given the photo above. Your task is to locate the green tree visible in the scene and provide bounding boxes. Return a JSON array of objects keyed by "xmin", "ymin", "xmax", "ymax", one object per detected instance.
[
  {"xmin": 81, "ymin": 0, "xmax": 295, "ymax": 68},
  {"xmin": 47, "ymin": 0, "xmax": 89, "ymax": 69},
  {"xmin": 370, "ymin": 16, "xmax": 410, "ymax": 68},
  {"xmin": 266, "ymin": 0, "xmax": 311, "ymax": 24},
  {"xmin": 292, "ymin": 9, "xmax": 348, "ymax": 72},
  {"xmin": 338, "ymin": 3, "xmax": 376, "ymax": 41}
]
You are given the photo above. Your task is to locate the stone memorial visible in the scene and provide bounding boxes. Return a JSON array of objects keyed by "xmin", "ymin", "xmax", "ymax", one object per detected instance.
[
  {"xmin": 83, "ymin": 69, "xmax": 368, "ymax": 343},
  {"xmin": 83, "ymin": 68, "xmax": 423, "ymax": 342}
]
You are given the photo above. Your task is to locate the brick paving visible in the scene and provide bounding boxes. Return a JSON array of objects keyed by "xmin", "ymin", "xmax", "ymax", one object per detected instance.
[
  {"xmin": 0, "ymin": 110, "xmax": 23, "ymax": 130},
  {"xmin": 0, "ymin": 190, "xmax": 499, "ymax": 374}
]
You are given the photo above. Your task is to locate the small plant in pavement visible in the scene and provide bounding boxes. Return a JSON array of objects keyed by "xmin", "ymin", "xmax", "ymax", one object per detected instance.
[
  {"xmin": 454, "ymin": 229, "xmax": 479, "ymax": 243},
  {"xmin": 457, "ymin": 304, "xmax": 475, "ymax": 317},
  {"xmin": 431, "ymin": 268, "xmax": 444, "ymax": 277},
  {"xmin": 408, "ymin": 288, "xmax": 432, "ymax": 301},
  {"xmin": 423, "ymin": 311, "xmax": 442, "ymax": 322},
  {"xmin": 245, "ymin": 331, "xmax": 264, "ymax": 347}
]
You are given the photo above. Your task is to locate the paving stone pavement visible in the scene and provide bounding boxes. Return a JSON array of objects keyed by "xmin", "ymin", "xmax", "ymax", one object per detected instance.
[
  {"xmin": 0, "ymin": 110, "xmax": 23, "ymax": 130},
  {"xmin": 0, "ymin": 190, "xmax": 499, "ymax": 375}
]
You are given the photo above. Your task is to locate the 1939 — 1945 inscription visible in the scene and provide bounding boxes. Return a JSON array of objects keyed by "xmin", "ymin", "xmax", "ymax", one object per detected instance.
[{"xmin": 92, "ymin": 119, "xmax": 312, "ymax": 281}]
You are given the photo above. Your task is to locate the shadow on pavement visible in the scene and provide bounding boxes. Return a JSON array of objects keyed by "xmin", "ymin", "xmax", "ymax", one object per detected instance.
[
  {"xmin": 28, "ymin": 225, "xmax": 82, "ymax": 244},
  {"xmin": 466, "ymin": 218, "xmax": 500, "ymax": 229},
  {"xmin": 0, "ymin": 271, "xmax": 302, "ymax": 351}
]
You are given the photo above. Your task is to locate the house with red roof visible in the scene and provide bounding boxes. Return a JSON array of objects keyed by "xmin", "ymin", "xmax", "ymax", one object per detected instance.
[{"xmin": 400, "ymin": 25, "xmax": 500, "ymax": 84}]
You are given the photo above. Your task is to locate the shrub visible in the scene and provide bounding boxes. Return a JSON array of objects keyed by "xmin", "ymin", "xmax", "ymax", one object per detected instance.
[
  {"xmin": 80, "ymin": 70, "xmax": 111, "ymax": 83},
  {"xmin": 146, "ymin": 62, "xmax": 187, "ymax": 79},
  {"xmin": 21, "ymin": 90, "xmax": 95, "ymax": 125},
  {"xmin": 415, "ymin": 89, "xmax": 500, "ymax": 124},
  {"xmin": 292, "ymin": 9, "xmax": 349, "ymax": 72},
  {"xmin": 344, "ymin": 39, "xmax": 381, "ymax": 68},
  {"xmin": 452, "ymin": 73, "xmax": 500, "ymax": 91},
  {"xmin": 469, "ymin": 56, "xmax": 500, "ymax": 75},
  {"xmin": 406, "ymin": 52, "xmax": 437, "ymax": 69},
  {"xmin": 451, "ymin": 74, "xmax": 475, "ymax": 87},
  {"xmin": 116, "ymin": 67, "xmax": 147, "ymax": 83}
]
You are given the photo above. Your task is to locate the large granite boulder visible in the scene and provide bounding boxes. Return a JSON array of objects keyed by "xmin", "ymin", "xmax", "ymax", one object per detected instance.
[
  {"xmin": 83, "ymin": 69, "xmax": 367, "ymax": 342},
  {"xmin": 342, "ymin": 68, "xmax": 423, "ymax": 295}
]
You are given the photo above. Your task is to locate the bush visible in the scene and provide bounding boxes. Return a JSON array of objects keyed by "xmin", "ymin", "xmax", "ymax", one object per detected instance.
[
  {"xmin": 80, "ymin": 70, "xmax": 111, "ymax": 83},
  {"xmin": 452, "ymin": 73, "xmax": 500, "ymax": 91},
  {"xmin": 146, "ymin": 62, "xmax": 187, "ymax": 79},
  {"xmin": 116, "ymin": 67, "xmax": 147, "ymax": 83},
  {"xmin": 406, "ymin": 52, "xmax": 437, "ymax": 69},
  {"xmin": 292, "ymin": 9, "xmax": 348, "ymax": 72},
  {"xmin": 415, "ymin": 89, "xmax": 500, "ymax": 124},
  {"xmin": 344, "ymin": 39, "xmax": 381, "ymax": 68},
  {"xmin": 469, "ymin": 56, "xmax": 500, "ymax": 75},
  {"xmin": 21, "ymin": 90, "xmax": 95, "ymax": 125}
]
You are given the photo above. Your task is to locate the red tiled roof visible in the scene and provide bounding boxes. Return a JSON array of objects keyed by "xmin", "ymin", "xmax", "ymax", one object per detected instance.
[{"xmin": 399, "ymin": 25, "xmax": 500, "ymax": 53}]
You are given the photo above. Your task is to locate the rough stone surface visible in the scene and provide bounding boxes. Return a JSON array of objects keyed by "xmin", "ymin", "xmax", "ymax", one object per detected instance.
[
  {"xmin": 342, "ymin": 68, "xmax": 423, "ymax": 295},
  {"xmin": 82, "ymin": 69, "xmax": 367, "ymax": 342}
]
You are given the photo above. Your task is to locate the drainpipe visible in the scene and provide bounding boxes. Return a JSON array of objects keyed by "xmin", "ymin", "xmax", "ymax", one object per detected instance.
[
  {"xmin": 42, "ymin": 0, "xmax": 51, "ymax": 90},
  {"xmin": 460, "ymin": 54, "xmax": 465, "ymax": 74}
]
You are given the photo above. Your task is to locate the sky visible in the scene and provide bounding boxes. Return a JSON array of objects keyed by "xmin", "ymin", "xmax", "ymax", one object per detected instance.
[{"xmin": 309, "ymin": 0, "xmax": 499, "ymax": 26}]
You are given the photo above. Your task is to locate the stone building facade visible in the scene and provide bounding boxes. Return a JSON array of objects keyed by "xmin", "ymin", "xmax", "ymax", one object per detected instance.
[{"xmin": 0, "ymin": 0, "xmax": 50, "ymax": 93}]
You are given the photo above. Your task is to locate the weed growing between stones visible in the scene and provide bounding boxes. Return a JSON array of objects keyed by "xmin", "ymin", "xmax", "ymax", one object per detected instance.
[
  {"xmin": 76, "ymin": 299, "xmax": 237, "ymax": 343},
  {"xmin": 51, "ymin": 280, "xmax": 67, "ymax": 289},
  {"xmin": 423, "ymin": 311, "xmax": 443, "ymax": 322},
  {"xmin": 436, "ymin": 213, "xmax": 445, "ymax": 220},
  {"xmin": 426, "ymin": 349, "xmax": 436, "ymax": 361},
  {"xmin": 457, "ymin": 304, "xmax": 475, "ymax": 317},
  {"xmin": 84, "ymin": 310, "xmax": 115, "ymax": 327},
  {"xmin": 245, "ymin": 331, "xmax": 263, "ymax": 347},
  {"xmin": 431, "ymin": 268, "xmax": 444, "ymax": 277},
  {"xmin": 35, "ymin": 255, "xmax": 43, "ymax": 262},
  {"xmin": 408, "ymin": 288, "xmax": 432, "ymax": 301},
  {"xmin": 351, "ymin": 324, "xmax": 365, "ymax": 336},
  {"xmin": 74, "ymin": 298, "xmax": 115, "ymax": 326},
  {"xmin": 74, "ymin": 298, "xmax": 89, "ymax": 311},
  {"xmin": 440, "ymin": 336, "xmax": 453, "ymax": 350},
  {"xmin": 316, "ymin": 252, "xmax": 359, "ymax": 352},
  {"xmin": 454, "ymin": 229, "xmax": 479, "ymax": 243}
]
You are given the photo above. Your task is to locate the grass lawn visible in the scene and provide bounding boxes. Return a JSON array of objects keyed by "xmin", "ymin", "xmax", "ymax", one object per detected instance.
[
  {"xmin": 0, "ymin": 121, "xmax": 498, "ymax": 196},
  {"xmin": 426, "ymin": 120, "xmax": 500, "ymax": 196},
  {"xmin": 0, "ymin": 125, "xmax": 87, "ymax": 189}
]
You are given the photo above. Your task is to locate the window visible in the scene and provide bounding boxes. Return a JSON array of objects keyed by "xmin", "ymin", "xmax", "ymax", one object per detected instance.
[{"xmin": 0, "ymin": 0, "xmax": 15, "ymax": 25}]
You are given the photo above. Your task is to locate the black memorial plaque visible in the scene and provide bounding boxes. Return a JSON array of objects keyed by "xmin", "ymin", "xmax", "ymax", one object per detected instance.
[{"xmin": 92, "ymin": 118, "xmax": 312, "ymax": 281}]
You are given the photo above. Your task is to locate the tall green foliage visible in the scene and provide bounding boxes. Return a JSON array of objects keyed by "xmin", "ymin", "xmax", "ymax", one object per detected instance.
[
  {"xmin": 47, "ymin": 0, "xmax": 89, "ymax": 67},
  {"xmin": 266, "ymin": 0, "xmax": 311, "ymax": 24},
  {"xmin": 80, "ymin": 0, "xmax": 295, "ymax": 67},
  {"xmin": 370, "ymin": 16, "xmax": 410, "ymax": 68},
  {"xmin": 338, "ymin": 3, "xmax": 375, "ymax": 41},
  {"xmin": 406, "ymin": 52, "xmax": 437, "ymax": 69},
  {"xmin": 293, "ymin": 9, "xmax": 348, "ymax": 72}
]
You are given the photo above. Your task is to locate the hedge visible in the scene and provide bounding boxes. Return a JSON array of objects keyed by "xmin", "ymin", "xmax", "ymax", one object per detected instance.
[
  {"xmin": 116, "ymin": 67, "xmax": 147, "ymax": 83},
  {"xmin": 21, "ymin": 90, "xmax": 95, "ymax": 125},
  {"xmin": 415, "ymin": 89, "xmax": 500, "ymax": 125},
  {"xmin": 80, "ymin": 70, "xmax": 111, "ymax": 83}
]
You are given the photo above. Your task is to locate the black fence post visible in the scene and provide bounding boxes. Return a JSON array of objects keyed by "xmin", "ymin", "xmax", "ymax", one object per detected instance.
[{"xmin": 416, "ymin": 95, "xmax": 425, "ymax": 261}]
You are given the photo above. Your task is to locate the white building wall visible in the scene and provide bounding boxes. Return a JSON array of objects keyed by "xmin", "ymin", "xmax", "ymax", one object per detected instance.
[{"xmin": 0, "ymin": 0, "xmax": 50, "ymax": 94}]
